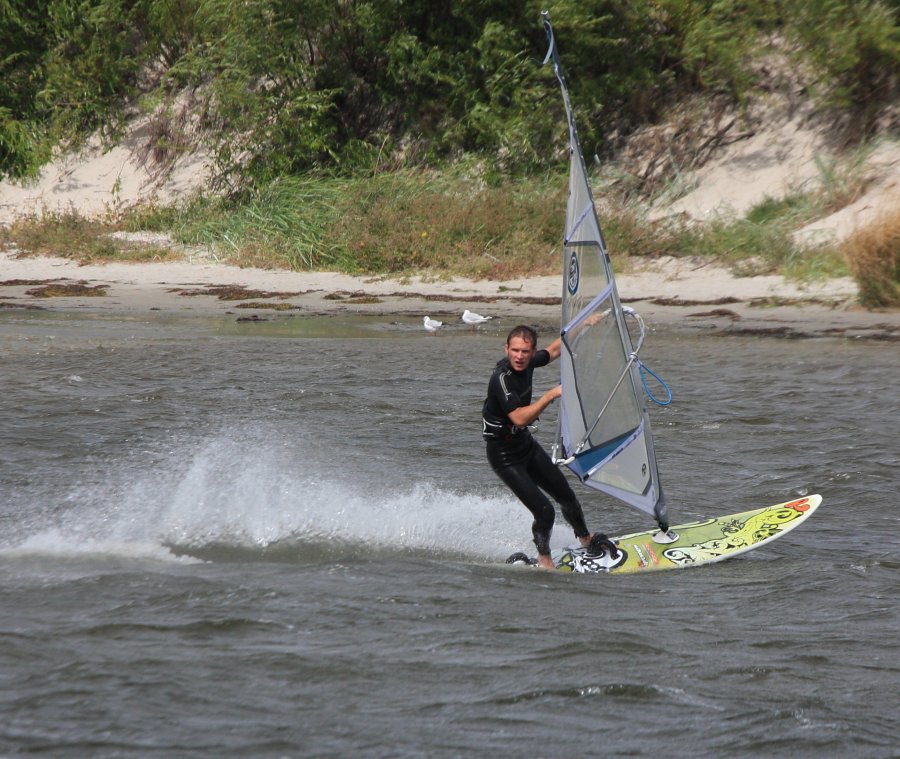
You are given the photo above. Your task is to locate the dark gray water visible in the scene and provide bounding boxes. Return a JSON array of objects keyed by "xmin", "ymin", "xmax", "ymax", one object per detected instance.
[{"xmin": 1, "ymin": 311, "xmax": 897, "ymax": 758}]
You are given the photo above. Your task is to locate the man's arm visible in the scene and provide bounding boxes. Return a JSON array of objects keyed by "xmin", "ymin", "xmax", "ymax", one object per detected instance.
[
  {"xmin": 545, "ymin": 336, "xmax": 562, "ymax": 361},
  {"xmin": 507, "ymin": 384, "xmax": 561, "ymax": 427},
  {"xmin": 506, "ymin": 333, "xmax": 566, "ymax": 426}
]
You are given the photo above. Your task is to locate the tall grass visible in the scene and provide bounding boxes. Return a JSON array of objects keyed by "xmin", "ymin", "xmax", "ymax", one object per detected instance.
[
  {"xmin": 162, "ymin": 165, "xmax": 855, "ymax": 282},
  {"xmin": 0, "ymin": 210, "xmax": 181, "ymax": 263},
  {"xmin": 2, "ymin": 163, "xmax": 877, "ymax": 293},
  {"xmin": 171, "ymin": 177, "xmax": 344, "ymax": 270},
  {"xmin": 662, "ymin": 213, "xmax": 849, "ymax": 280},
  {"xmin": 629, "ymin": 148, "xmax": 872, "ymax": 280},
  {"xmin": 843, "ymin": 208, "xmax": 900, "ymax": 307},
  {"xmin": 329, "ymin": 172, "xmax": 565, "ymax": 278},
  {"xmin": 151, "ymin": 171, "xmax": 566, "ymax": 278}
]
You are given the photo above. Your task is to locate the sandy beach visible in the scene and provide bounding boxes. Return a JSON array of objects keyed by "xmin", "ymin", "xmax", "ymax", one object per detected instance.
[
  {"xmin": 2, "ymin": 248, "xmax": 897, "ymax": 340},
  {"xmin": 1, "ymin": 98, "xmax": 897, "ymax": 340}
]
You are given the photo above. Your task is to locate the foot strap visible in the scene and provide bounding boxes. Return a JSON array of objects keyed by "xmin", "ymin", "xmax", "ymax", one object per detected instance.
[{"xmin": 587, "ymin": 533, "xmax": 619, "ymax": 558}]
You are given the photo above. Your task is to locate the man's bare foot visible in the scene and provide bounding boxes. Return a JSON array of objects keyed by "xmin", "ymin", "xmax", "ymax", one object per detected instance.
[
  {"xmin": 579, "ymin": 534, "xmax": 593, "ymax": 547},
  {"xmin": 537, "ymin": 554, "xmax": 555, "ymax": 570}
]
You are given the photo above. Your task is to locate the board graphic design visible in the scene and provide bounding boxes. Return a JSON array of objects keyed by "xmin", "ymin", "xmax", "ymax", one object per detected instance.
[{"xmin": 509, "ymin": 495, "xmax": 820, "ymax": 575}]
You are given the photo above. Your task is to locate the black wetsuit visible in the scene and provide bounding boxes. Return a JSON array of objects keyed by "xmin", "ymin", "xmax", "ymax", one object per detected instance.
[{"xmin": 482, "ymin": 350, "xmax": 589, "ymax": 556}]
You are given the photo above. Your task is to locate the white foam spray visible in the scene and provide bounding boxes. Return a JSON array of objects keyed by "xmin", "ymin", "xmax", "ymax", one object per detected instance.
[{"xmin": 9, "ymin": 430, "xmax": 532, "ymax": 565}]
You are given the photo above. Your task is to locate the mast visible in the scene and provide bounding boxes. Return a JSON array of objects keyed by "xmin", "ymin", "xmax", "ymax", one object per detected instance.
[{"xmin": 542, "ymin": 11, "xmax": 670, "ymax": 533}]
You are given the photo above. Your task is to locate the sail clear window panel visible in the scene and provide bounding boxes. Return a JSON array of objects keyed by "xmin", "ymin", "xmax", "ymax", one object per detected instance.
[{"xmin": 562, "ymin": 310, "xmax": 640, "ymax": 442}]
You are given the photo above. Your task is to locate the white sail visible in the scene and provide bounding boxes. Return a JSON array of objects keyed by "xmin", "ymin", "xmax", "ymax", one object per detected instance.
[{"xmin": 543, "ymin": 13, "xmax": 669, "ymax": 531}]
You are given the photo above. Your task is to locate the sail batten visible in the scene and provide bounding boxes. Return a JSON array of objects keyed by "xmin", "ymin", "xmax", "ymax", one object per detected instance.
[
  {"xmin": 561, "ymin": 283, "xmax": 614, "ymax": 338},
  {"xmin": 565, "ymin": 204, "xmax": 594, "ymax": 243},
  {"xmin": 543, "ymin": 12, "xmax": 669, "ymax": 531}
]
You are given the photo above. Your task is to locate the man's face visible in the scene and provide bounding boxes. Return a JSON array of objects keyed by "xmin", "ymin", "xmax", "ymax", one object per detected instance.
[{"xmin": 505, "ymin": 336, "xmax": 536, "ymax": 372}]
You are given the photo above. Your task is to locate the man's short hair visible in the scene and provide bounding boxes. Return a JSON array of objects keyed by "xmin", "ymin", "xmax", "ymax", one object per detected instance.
[{"xmin": 506, "ymin": 325, "xmax": 537, "ymax": 347}]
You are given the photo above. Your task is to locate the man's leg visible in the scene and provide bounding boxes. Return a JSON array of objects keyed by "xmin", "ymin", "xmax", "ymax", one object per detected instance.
[
  {"xmin": 528, "ymin": 444, "xmax": 591, "ymax": 542},
  {"xmin": 490, "ymin": 461, "xmax": 556, "ymax": 567}
]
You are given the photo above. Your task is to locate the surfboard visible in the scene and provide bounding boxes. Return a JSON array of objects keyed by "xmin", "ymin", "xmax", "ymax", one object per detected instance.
[{"xmin": 506, "ymin": 495, "xmax": 820, "ymax": 574}]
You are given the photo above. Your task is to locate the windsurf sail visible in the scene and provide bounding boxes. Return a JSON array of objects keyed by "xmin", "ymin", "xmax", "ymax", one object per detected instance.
[{"xmin": 542, "ymin": 12, "xmax": 670, "ymax": 532}]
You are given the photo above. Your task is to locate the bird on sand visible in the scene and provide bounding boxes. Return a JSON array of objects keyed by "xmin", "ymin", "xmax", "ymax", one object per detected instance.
[
  {"xmin": 461, "ymin": 309, "xmax": 492, "ymax": 325},
  {"xmin": 423, "ymin": 316, "xmax": 443, "ymax": 332}
]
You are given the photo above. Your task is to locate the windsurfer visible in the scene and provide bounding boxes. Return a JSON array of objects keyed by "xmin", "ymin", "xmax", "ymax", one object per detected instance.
[{"xmin": 482, "ymin": 325, "xmax": 602, "ymax": 570}]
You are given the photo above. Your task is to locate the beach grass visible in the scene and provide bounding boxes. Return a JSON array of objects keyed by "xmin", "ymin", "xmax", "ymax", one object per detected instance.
[
  {"xmin": 60, "ymin": 171, "xmax": 569, "ymax": 280},
  {"xmin": 0, "ymin": 209, "xmax": 183, "ymax": 264},
  {"xmin": 1, "ymin": 167, "xmax": 887, "ymax": 296},
  {"xmin": 843, "ymin": 207, "xmax": 900, "ymax": 308}
]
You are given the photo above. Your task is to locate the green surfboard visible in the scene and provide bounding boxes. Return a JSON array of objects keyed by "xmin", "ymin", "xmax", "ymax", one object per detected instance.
[{"xmin": 509, "ymin": 495, "xmax": 821, "ymax": 574}]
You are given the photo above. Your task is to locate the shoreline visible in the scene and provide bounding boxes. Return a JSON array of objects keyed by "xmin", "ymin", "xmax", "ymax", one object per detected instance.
[{"xmin": 1, "ymin": 250, "xmax": 898, "ymax": 340}]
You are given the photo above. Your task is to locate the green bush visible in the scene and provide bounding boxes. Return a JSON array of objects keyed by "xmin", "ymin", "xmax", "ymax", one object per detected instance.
[
  {"xmin": 785, "ymin": 0, "xmax": 900, "ymax": 117},
  {"xmin": 0, "ymin": 0, "xmax": 52, "ymax": 178},
  {"xmin": 0, "ymin": 109, "xmax": 44, "ymax": 180},
  {"xmin": 40, "ymin": 0, "xmax": 150, "ymax": 140},
  {"xmin": 1, "ymin": 0, "xmax": 897, "ymax": 185}
]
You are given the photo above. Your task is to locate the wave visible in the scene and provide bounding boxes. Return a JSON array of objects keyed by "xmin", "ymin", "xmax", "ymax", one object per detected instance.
[{"xmin": 3, "ymin": 432, "xmax": 525, "ymax": 566}]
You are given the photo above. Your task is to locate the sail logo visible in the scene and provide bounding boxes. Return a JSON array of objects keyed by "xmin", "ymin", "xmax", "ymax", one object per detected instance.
[{"xmin": 567, "ymin": 252, "xmax": 580, "ymax": 294}]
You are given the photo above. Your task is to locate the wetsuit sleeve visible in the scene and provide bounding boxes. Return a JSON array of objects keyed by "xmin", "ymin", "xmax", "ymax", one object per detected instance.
[{"xmin": 531, "ymin": 349, "xmax": 551, "ymax": 369}]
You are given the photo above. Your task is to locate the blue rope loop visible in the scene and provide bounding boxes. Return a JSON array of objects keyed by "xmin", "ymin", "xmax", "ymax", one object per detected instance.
[{"xmin": 634, "ymin": 357, "xmax": 673, "ymax": 406}]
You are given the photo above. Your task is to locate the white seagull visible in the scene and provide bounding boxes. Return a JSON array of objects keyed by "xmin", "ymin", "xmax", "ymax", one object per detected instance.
[
  {"xmin": 462, "ymin": 309, "xmax": 492, "ymax": 325},
  {"xmin": 423, "ymin": 316, "xmax": 443, "ymax": 332}
]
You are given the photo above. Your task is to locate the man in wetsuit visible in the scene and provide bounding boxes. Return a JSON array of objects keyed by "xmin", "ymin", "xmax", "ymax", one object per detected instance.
[{"xmin": 482, "ymin": 325, "xmax": 596, "ymax": 570}]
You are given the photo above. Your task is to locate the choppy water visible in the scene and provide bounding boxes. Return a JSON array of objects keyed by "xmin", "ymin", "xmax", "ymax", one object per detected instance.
[{"xmin": 1, "ymin": 311, "xmax": 897, "ymax": 758}]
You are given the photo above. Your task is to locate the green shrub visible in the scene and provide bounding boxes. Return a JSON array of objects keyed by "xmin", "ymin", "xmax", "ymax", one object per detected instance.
[
  {"xmin": 0, "ymin": 109, "xmax": 44, "ymax": 180},
  {"xmin": 785, "ymin": 0, "xmax": 900, "ymax": 118}
]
